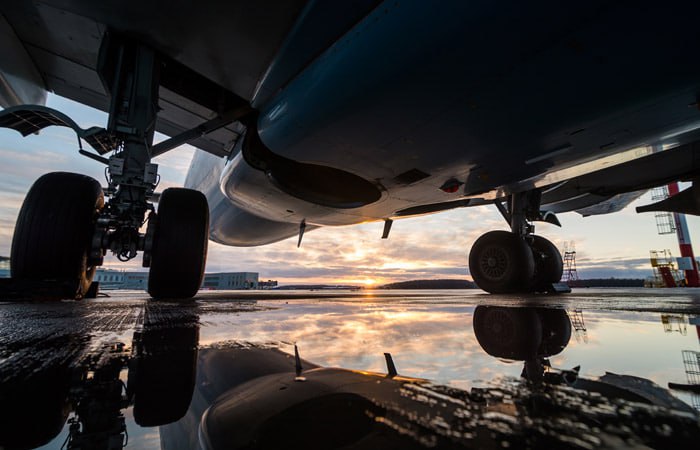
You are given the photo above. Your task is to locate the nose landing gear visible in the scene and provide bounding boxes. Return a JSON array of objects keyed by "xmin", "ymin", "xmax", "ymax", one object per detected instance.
[
  {"xmin": 146, "ymin": 188, "xmax": 209, "ymax": 299},
  {"xmin": 3, "ymin": 35, "xmax": 220, "ymax": 300}
]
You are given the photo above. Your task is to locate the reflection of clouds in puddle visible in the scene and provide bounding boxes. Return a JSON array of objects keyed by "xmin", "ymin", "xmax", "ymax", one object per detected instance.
[
  {"xmin": 198, "ymin": 301, "xmax": 526, "ymax": 385},
  {"xmin": 197, "ymin": 300, "xmax": 700, "ymax": 399},
  {"xmin": 542, "ymin": 310, "xmax": 697, "ymax": 396},
  {"xmin": 121, "ymin": 408, "xmax": 161, "ymax": 450}
]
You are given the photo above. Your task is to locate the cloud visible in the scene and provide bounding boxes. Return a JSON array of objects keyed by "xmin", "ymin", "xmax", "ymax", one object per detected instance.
[
  {"xmin": 193, "ymin": 208, "xmax": 501, "ymax": 284},
  {"xmin": 197, "ymin": 303, "xmax": 513, "ymax": 384}
]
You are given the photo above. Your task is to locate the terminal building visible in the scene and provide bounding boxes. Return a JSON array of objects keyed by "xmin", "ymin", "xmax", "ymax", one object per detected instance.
[
  {"xmin": 201, "ymin": 272, "xmax": 259, "ymax": 290},
  {"xmin": 0, "ymin": 262, "xmax": 265, "ymax": 290},
  {"xmin": 0, "ymin": 256, "xmax": 9, "ymax": 278},
  {"xmin": 92, "ymin": 270, "xmax": 148, "ymax": 290},
  {"xmin": 259, "ymin": 280, "xmax": 279, "ymax": 289},
  {"xmin": 93, "ymin": 268, "xmax": 260, "ymax": 290}
]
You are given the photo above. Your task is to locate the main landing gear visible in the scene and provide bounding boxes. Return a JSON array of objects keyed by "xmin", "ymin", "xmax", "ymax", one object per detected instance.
[
  {"xmin": 468, "ymin": 191, "xmax": 565, "ymax": 294},
  {"xmin": 2, "ymin": 35, "xmax": 224, "ymax": 300}
]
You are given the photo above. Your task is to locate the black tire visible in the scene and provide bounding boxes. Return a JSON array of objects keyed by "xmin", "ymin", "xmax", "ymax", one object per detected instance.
[
  {"xmin": 529, "ymin": 235, "xmax": 563, "ymax": 292},
  {"xmin": 129, "ymin": 305, "xmax": 199, "ymax": 426},
  {"xmin": 148, "ymin": 188, "xmax": 209, "ymax": 299},
  {"xmin": 468, "ymin": 230, "xmax": 535, "ymax": 294},
  {"xmin": 0, "ymin": 370, "xmax": 71, "ymax": 450},
  {"xmin": 10, "ymin": 172, "xmax": 103, "ymax": 299},
  {"xmin": 536, "ymin": 308, "xmax": 572, "ymax": 357},
  {"xmin": 473, "ymin": 306, "xmax": 542, "ymax": 360}
]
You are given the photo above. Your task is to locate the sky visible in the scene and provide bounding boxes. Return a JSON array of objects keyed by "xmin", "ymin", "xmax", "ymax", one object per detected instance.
[{"xmin": 1, "ymin": 94, "xmax": 698, "ymax": 286}]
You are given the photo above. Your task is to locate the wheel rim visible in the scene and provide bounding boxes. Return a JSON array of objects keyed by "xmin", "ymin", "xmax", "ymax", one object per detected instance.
[
  {"xmin": 485, "ymin": 309, "xmax": 516, "ymax": 343},
  {"xmin": 480, "ymin": 246, "xmax": 510, "ymax": 280}
]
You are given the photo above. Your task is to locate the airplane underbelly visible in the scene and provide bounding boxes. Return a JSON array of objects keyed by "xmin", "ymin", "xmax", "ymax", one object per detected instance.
[{"xmin": 257, "ymin": 1, "xmax": 700, "ymax": 195}]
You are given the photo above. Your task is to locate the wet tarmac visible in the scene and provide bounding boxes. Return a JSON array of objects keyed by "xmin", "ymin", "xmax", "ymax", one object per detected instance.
[{"xmin": 1, "ymin": 288, "xmax": 700, "ymax": 449}]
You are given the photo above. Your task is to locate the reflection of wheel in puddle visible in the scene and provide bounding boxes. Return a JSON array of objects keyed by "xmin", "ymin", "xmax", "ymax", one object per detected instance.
[{"xmin": 473, "ymin": 306, "xmax": 542, "ymax": 360}]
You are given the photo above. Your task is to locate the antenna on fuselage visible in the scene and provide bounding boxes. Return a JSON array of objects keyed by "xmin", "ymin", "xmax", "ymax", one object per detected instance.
[
  {"xmin": 384, "ymin": 352, "xmax": 397, "ymax": 378},
  {"xmin": 294, "ymin": 343, "xmax": 306, "ymax": 381},
  {"xmin": 381, "ymin": 219, "xmax": 393, "ymax": 239},
  {"xmin": 297, "ymin": 219, "xmax": 306, "ymax": 248}
]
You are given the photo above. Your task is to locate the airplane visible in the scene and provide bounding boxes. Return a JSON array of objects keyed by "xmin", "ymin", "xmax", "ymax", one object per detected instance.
[
  {"xmin": 1, "ymin": 1, "xmax": 700, "ymax": 299},
  {"xmin": 3, "ymin": 302, "xmax": 698, "ymax": 449}
]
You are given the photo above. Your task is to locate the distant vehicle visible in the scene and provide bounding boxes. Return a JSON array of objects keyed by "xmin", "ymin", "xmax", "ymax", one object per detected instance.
[{"xmin": 1, "ymin": 1, "xmax": 699, "ymax": 298}]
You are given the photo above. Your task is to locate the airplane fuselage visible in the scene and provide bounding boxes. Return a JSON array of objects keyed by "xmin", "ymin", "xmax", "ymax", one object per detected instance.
[{"xmin": 185, "ymin": 1, "xmax": 700, "ymax": 245}]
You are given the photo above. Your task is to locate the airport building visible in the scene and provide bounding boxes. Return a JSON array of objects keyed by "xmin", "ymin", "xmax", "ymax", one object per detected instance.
[
  {"xmin": 93, "ymin": 268, "xmax": 260, "ymax": 290},
  {"xmin": 93, "ymin": 270, "xmax": 148, "ymax": 290},
  {"xmin": 201, "ymin": 272, "xmax": 259, "ymax": 290},
  {"xmin": 0, "ymin": 256, "xmax": 9, "ymax": 278},
  {"xmin": 0, "ymin": 263, "xmax": 265, "ymax": 290},
  {"xmin": 259, "ymin": 280, "xmax": 279, "ymax": 289}
]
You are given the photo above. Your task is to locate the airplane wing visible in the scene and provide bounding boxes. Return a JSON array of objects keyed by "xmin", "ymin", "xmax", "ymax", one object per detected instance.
[
  {"xmin": 535, "ymin": 141, "xmax": 700, "ymax": 216},
  {"xmin": 0, "ymin": 1, "xmax": 380, "ymax": 156},
  {"xmin": 390, "ymin": 140, "xmax": 700, "ymax": 220}
]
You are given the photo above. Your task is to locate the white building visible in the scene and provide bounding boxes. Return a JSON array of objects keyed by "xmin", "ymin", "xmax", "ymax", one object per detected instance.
[
  {"xmin": 201, "ymin": 272, "xmax": 259, "ymax": 290},
  {"xmin": 0, "ymin": 256, "xmax": 9, "ymax": 278},
  {"xmin": 93, "ymin": 269, "xmax": 148, "ymax": 290},
  {"xmin": 93, "ymin": 268, "xmax": 259, "ymax": 290}
]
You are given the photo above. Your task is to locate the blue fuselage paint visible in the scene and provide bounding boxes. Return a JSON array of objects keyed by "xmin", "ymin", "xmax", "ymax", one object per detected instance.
[
  {"xmin": 257, "ymin": 0, "xmax": 700, "ymax": 178},
  {"xmin": 203, "ymin": 0, "xmax": 700, "ymax": 243}
]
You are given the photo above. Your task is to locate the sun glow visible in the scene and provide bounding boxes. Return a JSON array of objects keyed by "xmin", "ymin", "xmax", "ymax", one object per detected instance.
[{"xmin": 338, "ymin": 277, "xmax": 383, "ymax": 286}]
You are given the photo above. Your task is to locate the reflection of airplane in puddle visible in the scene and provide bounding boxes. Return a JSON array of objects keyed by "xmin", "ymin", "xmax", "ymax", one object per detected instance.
[
  {"xmin": 0, "ymin": 303, "xmax": 199, "ymax": 450},
  {"xmin": 473, "ymin": 306, "xmax": 697, "ymax": 408},
  {"xmin": 667, "ymin": 314, "xmax": 700, "ymax": 410},
  {"xmin": 164, "ymin": 306, "xmax": 699, "ymax": 449},
  {"xmin": 3, "ymin": 305, "xmax": 700, "ymax": 449}
]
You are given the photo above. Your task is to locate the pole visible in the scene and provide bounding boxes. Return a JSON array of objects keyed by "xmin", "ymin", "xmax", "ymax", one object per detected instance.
[{"xmin": 668, "ymin": 182, "xmax": 700, "ymax": 287}]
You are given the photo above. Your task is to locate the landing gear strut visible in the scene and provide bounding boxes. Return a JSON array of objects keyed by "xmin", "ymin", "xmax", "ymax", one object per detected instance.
[
  {"xmin": 468, "ymin": 191, "xmax": 565, "ymax": 294},
  {"xmin": 6, "ymin": 35, "xmax": 211, "ymax": 299}
]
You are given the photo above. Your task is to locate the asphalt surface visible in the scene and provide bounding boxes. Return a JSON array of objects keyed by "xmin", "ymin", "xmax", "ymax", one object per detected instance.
[{"xmin": 1, "ymin": 288, "xmax": 699, "ymax": 449}]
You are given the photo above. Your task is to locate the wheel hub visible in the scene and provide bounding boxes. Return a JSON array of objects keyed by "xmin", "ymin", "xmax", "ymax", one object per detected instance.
[{"xmin": 480, "ymin": 246, "xmax": 509, "ymax": 280}]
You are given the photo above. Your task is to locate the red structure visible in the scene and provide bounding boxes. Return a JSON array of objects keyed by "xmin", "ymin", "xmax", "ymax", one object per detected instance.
[
  {"xmin": 658, "ymin": 266, "xmax": 677, "ymax": 288},
  {"xmin": 667, "ymin": 182, "xmax": 700, "ymax": 287}
]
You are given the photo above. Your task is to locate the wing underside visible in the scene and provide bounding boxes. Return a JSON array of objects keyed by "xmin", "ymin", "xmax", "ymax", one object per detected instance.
[
  {"xmin": 539, "ymin": 141, "xmax": 700, "ymax": 216},
  {"xmin": 0, "ymin": 1, "xmax": 382, "ymax": 158}
]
